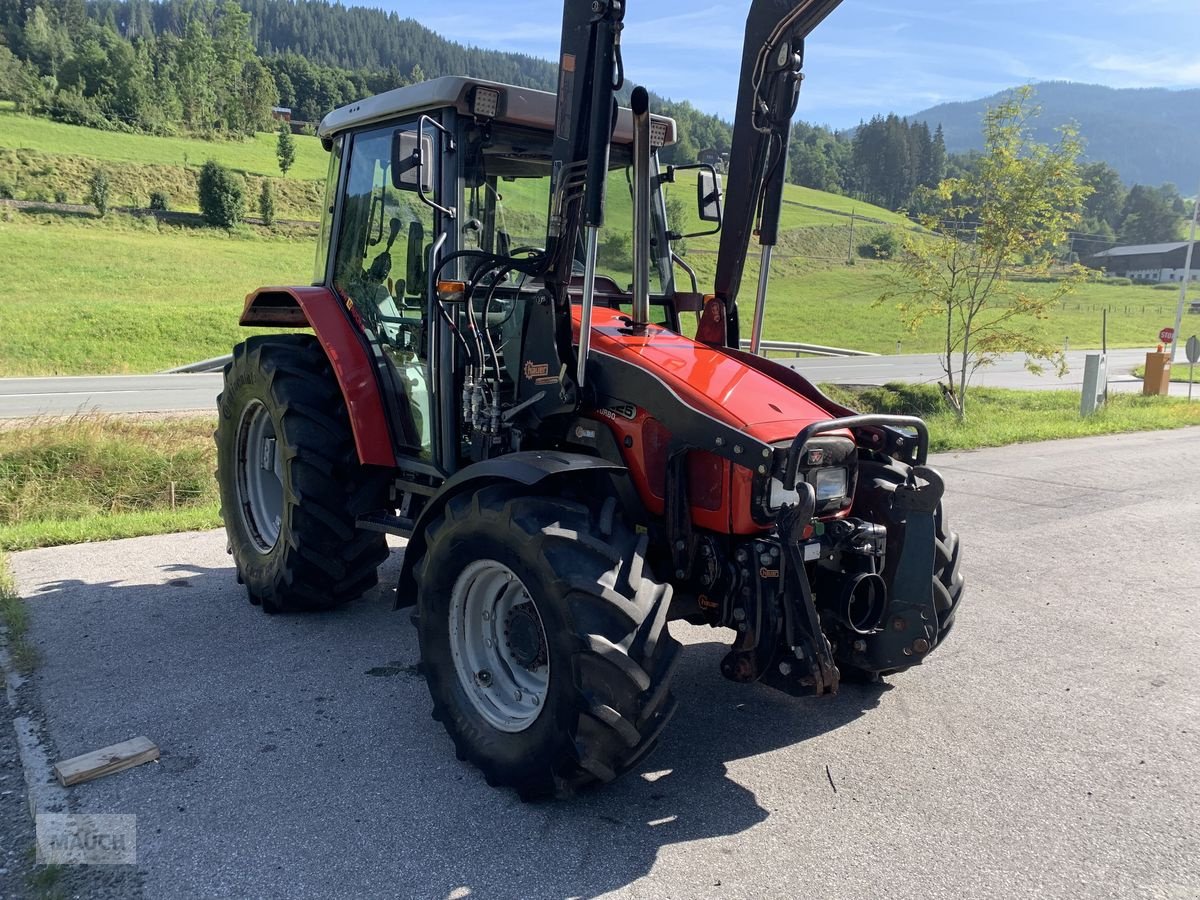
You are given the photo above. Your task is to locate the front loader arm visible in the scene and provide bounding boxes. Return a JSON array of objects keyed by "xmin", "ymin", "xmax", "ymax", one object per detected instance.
[
  {"xmin": 544, "ymin": 0, "xmax": 626, "ymax": 387},
  {"xmin": 713, "ymin": 0, "xmax": 843, "ymax": 348}
]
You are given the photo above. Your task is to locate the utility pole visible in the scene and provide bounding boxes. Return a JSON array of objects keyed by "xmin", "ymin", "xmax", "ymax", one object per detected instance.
[{"xmin": 1169, "ymin": 181, "xmax": 1199, "ymax": 362}]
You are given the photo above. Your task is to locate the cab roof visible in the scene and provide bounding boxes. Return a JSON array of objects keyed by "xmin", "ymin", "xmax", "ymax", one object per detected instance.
[{"xmin": 318, "ymin": 76, "xmax": 676, "ymax": 147}]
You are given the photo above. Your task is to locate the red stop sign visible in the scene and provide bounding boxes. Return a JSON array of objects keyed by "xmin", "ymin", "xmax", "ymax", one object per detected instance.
[{"xmin": 1160, "ymin": 327, "xmax": 1175, "ymax": 344}]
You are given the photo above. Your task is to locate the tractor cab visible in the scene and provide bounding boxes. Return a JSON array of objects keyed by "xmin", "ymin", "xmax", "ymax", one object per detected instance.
[{"xmin": 311, "ymin": 77, "xmax": 719, "ymax": 474}]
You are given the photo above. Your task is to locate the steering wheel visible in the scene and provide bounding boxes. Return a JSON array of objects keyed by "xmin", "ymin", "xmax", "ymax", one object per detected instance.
[{"xmin": 507, "ymin": 247, "xmax": 588, "ymax": 277}]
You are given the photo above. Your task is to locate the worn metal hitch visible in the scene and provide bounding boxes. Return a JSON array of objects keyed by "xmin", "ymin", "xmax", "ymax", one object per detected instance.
[
  {"xmin": 842, "ymin": 465, "xmax": 946, "ymax": 674},
  {"xmin": 720, "ymin": 482, "xmax": 841, "ymax": 698}
]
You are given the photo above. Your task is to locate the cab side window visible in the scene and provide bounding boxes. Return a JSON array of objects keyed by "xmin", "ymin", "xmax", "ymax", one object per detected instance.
[{"xmin": 331, "ymin": 123, "xmax": 438, "ymax": 458}]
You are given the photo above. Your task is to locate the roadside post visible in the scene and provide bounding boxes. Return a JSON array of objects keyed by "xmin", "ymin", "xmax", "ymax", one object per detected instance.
[
  {"xmin": 1168, "ymin": 183, "xmax": 1198, "ymax": 362},
  {"xmin": 1143, "ymin": 330, "xmax": 1173, "ymax": 396},
  {"xmin": 1080, "ymin": 352, "xmax": 1107, "ymax": 416},
  {"xmin": 1187, "ymin": 335, "xmax": 1199, "ymax": 403}
]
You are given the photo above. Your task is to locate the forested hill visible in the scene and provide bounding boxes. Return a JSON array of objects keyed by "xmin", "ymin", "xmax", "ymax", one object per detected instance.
[
  {"xmin": 89, "ymin": 0, "xmax": 558, "ymax": 89},
  {"xmin": 906, "ymin": 82, "xmax": 1200, "ymax": 189},
  {"xmin": 78, "ymin": 0, "xmax": 734, "ymax": 160}
]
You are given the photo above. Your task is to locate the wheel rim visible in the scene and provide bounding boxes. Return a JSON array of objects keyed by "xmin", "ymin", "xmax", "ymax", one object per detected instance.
[
  {"xmin": 448, "ymin": 560, "xmax": 550, "ymax": 733},
  {"xmin": 235, "ymin": 399, "xmax": 284, "ymax": 553}
]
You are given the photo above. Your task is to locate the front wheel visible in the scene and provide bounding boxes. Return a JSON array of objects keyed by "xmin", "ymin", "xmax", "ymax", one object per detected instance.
[{"xmin": 412, "ymin": 487, "xmax": 680, "ymax": 799}]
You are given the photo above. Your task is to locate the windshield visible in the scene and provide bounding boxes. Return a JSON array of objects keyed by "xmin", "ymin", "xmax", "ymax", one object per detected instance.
[{"xmin": 462, "ymin": 123, "xmax": 668, "ymax": 294}]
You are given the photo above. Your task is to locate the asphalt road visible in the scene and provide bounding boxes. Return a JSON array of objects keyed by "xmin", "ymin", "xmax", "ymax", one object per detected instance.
[
  {"xmin": 0, "ymin": 374, "xmax": 222, "ymax": 418},
  {"xmin": 781, "ymin": 346, "xmax": 1195, "ymax": 396},
  {"xmin": 6, "ymin": 429, "xmax": 1198, "ymax": 899},
  {"xmin": 2, "ymin": 347, "xmax": 1193, "ymax": 418}
]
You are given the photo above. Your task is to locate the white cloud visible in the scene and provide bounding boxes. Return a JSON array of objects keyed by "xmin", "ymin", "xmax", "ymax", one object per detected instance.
[{"xmin": 1086, "ymin": 52, "xmax": 1200, "ymax": 88}]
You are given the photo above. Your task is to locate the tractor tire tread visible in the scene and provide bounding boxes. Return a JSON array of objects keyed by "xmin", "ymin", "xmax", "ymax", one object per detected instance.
[{"xmin": 414, "ymin": 486, "xmax": 679, "ymax": 799}]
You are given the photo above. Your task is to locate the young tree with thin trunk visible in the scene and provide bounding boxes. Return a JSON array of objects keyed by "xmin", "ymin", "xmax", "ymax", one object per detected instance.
[
  {"xmin": 276, "ymin": 123, "xmax": 295, "ymax": 175},
  {"xmin": 878, "ymin": 87, "xmax": 1091, "ymax": 420}
]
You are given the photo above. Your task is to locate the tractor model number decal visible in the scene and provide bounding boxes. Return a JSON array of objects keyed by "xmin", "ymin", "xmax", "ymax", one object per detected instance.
[{"xmin": 596, "ymin": 401, "xmax": 637, "ymax": 421}]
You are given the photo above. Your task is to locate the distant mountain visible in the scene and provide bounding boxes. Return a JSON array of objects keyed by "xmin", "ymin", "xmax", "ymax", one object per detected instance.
[{"xmin": 906, "ymin": 82, "xmax": 1200, "ymax": 189}]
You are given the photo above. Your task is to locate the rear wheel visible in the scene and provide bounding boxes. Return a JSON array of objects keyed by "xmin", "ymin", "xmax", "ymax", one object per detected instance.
[
  {"xmin": 413, "ymin": 487, "xmax": 679, "ymax": 799},
  {"xmin": 215, "ymin": 334, "xmax": 390, "ymax": 613}
]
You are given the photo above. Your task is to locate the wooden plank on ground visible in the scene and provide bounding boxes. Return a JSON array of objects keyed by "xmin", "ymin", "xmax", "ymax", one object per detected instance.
[{"xmin": 53, "ymin": 737, "xmax": 160, "ymax": 787}]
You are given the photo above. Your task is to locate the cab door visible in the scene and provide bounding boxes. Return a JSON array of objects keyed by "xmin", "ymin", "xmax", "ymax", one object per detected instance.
[{"xmin": 328, "ymin": 119, "xmax": 444, "ymax": 465}]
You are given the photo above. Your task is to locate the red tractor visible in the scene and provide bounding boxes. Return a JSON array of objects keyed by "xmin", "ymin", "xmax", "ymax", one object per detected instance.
[{"xmin": 216, "ymin": 0, "xmax": 964, "ymax": 798}]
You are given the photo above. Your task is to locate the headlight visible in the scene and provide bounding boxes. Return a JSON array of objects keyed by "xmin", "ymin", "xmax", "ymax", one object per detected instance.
[
  {"xmin": 813, "ymin": 467, "xmax": 848, "ymax": 502},
  {"xmin": 768, "ymin": 477, "xmax": 800, "ymax": 510},
  {"xmin": 768, "ymin": 467, "xmax": 848, "ymax": 510}
]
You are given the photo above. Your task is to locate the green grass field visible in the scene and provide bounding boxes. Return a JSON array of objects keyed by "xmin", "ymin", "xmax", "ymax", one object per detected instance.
[
  {"xmin": 755, "ymin": 265, "xmax": 1182, "ymax": 355},
  {"xmin": 662, "ymin": 168, "xmax": 913, "ymax": 237},
  {"xmin": 0, "ymin": 212, "xmax": 311, "ymax": 374},
  {"xmin": 827, "ymin": 382, "xmax": 1200, "ymax": 451},
  {"xmin": 0, "ymin": 109, "xmax": 329, "ymax": 180}
]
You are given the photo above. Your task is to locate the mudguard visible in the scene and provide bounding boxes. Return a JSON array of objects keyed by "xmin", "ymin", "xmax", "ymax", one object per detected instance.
[
  {"xmin": 240, "ymin": 286, "xmax": 393, "ymax": 467},
  {"xmin": 394, "ymin": 452, "xmax": 628, "ymax": 608}
]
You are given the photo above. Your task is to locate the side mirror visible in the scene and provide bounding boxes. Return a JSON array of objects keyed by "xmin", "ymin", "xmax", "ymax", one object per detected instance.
[
  {"xmin": 391, "ymin": 130, "xmax": 435, "ymax": 193},
  {"xmin": 406, "ymin": 220, "xmax": 425, "ymax": 296},
  {"xmin": 697, "ymin": 169, "xmax": 723, "ymax": 223}
]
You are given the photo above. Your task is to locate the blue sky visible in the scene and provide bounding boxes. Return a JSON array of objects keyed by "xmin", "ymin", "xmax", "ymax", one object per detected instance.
[{"xmin": 392, "ymin": 0, "xmax": 1200, "ymax": 128}]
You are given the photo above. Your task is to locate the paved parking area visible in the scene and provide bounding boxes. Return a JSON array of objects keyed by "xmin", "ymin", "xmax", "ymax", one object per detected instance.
[{"xmin": 7, "ymin": 429, "xmax": 1200, "ymax": 899}]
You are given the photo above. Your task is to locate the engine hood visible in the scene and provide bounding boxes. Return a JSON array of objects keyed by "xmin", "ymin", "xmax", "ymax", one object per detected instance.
[{"xmin": 577, "ymin": 308, "xmax": 837, "ymax": 444}]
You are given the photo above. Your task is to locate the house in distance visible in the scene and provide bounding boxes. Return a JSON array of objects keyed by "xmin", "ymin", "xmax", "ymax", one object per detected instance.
[{"xmin": 1088, "ymin": 241, "xmax": 1198, "ymax": 284}]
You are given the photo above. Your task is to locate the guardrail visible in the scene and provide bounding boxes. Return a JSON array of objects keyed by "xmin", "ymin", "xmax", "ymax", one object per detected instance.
[
  {"xmin": 738, "ymin": 340, "xmax": 878, "ymax": 358},
  {"xmin": 161, "ymin": 355, "xmax": 233, "ymax": 374}
]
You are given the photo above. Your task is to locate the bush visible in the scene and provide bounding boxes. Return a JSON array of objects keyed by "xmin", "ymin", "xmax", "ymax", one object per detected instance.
[
  {"xmin": 599, "ymin": 230, "xmax": 633, "ymax": 273},
  {"xmin": 258, "ymin": 180, "xmax": 275, "ymax": 226},
  {"xmin": 1101, "ymin": 276, "xmax": 1132, "ymax": 286},
  {"xmin": 24, "ymin": 188, "xmax": 51, "ymax": 203},
  {"xmin": 54, "ymin": 189, "xmax": 68, "ymax": 204},
  {"xmin": 49, "ymin": 86, "xmax": 110, "ymax": 130},
  {"xmin": 0, "ymin": 180, "xmax": 14, "ymax": 200},
  {"xmin": 858, "ymin": 231, "xmax": 898, "ymax": 260},
  {"xmin": 197, "ymin": 160, "xmax": 244, "ymax": 228},
  {"xmin": 87, "ymin": 169, "xmax": 110, "ymax": 216},
  {"xmin": 149, "ymin": 190, "xmax": 169, "ymax": 212}
]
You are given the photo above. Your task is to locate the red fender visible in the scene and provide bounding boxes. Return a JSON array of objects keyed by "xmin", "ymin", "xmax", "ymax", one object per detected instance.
[{"xmin": 240, "ymin": 286, "xmax": 393, "ymax": 467}]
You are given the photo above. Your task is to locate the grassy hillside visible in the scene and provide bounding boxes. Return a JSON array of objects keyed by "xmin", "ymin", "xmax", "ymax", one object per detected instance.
[
  {"xmin": 0, "ymin": 206, "xmax": 1179, "ymax": 376},
  {"xmin": 0, "ymin": 109, "xmax": 328, "ymax": 180},
  {"xmin": 0, "ymin": 212, "xmax": 312, "ymax": 374},
  {"xmin": 0, "ymin": 148, "xmax": 325, "ymax": 220}
]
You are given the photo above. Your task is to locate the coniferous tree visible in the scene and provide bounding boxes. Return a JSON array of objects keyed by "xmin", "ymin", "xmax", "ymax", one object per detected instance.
[
  {"xmin": 176, "ymin": 17, "xmax": 217, "ymax": 130},
  {"xmin": 275, "ymin": 122, "xmax": 295, "ymax": 175}
]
